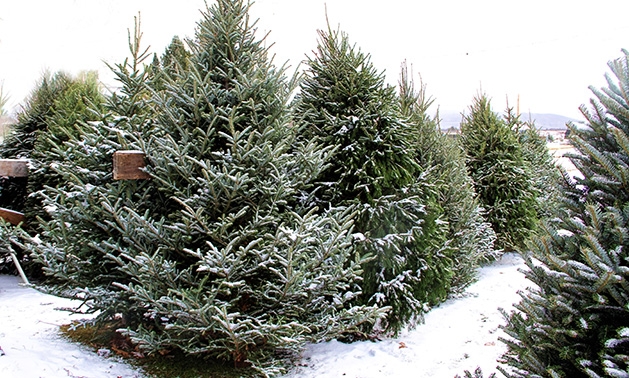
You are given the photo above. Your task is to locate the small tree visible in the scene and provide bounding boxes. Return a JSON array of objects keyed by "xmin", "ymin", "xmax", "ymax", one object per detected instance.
[
  {"xmin": 459, "ymin": 94, "xmax": 537, "ymax": 251},
  {"xmin": 500, "ymin": 49, "xmax": 629, "ymax": 377},
  {"xmin": 293, "ymin": 27, "xmax": 452, "ymax": 334}
]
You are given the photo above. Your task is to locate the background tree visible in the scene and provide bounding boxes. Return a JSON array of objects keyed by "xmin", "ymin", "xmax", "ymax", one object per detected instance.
[
  {"xmin": 293, "ymin": 27, "xmax": 452, "ymax": 334},
  {"xmin": 500, "ymin": 49, "xmax": 629, "ymax": 377},
  {"xmin": 505, "ymin": 108, "xmax": 563, "ymax": 221},
  {"xmin": 459, "ymin": 94, "xmax": 537, "ymax": 251},
  {"xmin": 0, "ymin": 71, "xmax": 105, "ymax": 276},
  {"xmin": 398, "ymin": 64, "xmax": 497, "ymax": 292}
]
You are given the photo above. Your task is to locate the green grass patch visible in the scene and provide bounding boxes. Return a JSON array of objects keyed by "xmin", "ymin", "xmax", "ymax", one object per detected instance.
[{"xmin": 60, "ymin": 321, "xmax": 257, "ymax": 378}]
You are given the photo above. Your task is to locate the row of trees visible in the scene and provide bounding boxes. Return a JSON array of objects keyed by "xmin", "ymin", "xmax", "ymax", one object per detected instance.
[{"xmin": 0, "ymin": 0, "xmax": 573, "ymax": 375}]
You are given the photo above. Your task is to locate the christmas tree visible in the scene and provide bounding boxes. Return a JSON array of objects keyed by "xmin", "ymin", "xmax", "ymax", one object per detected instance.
[
  {"xmin": 293, "ymin": 27, "xmax": 452, "ymax": 334},
  {"xmin": 459, "ymin": 94, "xmax": 538, "ymax": 251},
  {"xmin": 0, "ymin": 71, "xmax": 104, "ymax": 276},
  {"xmin": 397, "ymin": 63, "xmax": 497, "ymax": 292},
  {"xmin": 26, "ymin": 2, "xmax": 383, "ymax": 374},
  {"xmin": 500, "ymin": 49, "xmax": 629, "ymax": 377},
  {"xmin": 505, "ymin": 108, "xmax": 563, "ymax": 221}
]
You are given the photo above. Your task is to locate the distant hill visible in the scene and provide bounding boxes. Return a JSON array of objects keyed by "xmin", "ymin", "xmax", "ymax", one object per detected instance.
[{"xmin": 437, "ymin": 111, "xmax": 580, "ymax": 130}]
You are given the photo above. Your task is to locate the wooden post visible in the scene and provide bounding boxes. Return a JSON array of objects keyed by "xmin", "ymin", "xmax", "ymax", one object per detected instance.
[
  {"xmin": 0, "ymin": 207, "xmax": 25, "ymax": 226},
  {"xmin": 0, "ymin": 159, "xmax": 29, "ymax": 177},
  {"xmin": 113, "ymin": 150, "xmax": 150, "ymax": 180}
]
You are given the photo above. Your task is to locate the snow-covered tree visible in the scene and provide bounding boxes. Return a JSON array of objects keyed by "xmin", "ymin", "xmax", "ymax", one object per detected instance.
[
  {"xmin": 500, "ymin": 49, "xmax": 629, "ymax": 377},
  {"xmin": 26, "ymin": 2, "xmax": 383, "ymax": 374},
  {"xmin": 0, "ymin": 71, "xmax": 104, "ymax": 276},
  {"xmin": 293, "ymin": 27, "xmax": 452, "ymax": 335},
  {"xmin": 398, "ymin": 64, "xmax": 497, "ymax": 292}
]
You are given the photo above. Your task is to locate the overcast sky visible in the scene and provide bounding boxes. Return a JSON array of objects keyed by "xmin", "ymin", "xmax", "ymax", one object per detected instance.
[{"xmin": 1, "ymin": 0, "xmax": 629, "ymax": 119}]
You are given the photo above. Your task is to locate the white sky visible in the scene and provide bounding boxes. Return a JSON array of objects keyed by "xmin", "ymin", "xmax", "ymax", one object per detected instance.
[{"xmin": 1, "ymin": 0, "xmax": 629, "ymax": 119}]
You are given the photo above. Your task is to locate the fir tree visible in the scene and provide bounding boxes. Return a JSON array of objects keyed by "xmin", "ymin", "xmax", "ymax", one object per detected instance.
[
  {"xmin": 26, "ymin": 2, "xmax": 383, "ymax": 374},
  {"xmin": 397, "ymin": 63, "xmax": 497, "ymax": 292},
  {"xmin": 293, "ymin": 27, "xmax": 452, "ymax": 334},
  {"xmin": 505, "ymin": 108, "xmax": 563, "ymax": 221},
  {"xmin": 459, "ymin": 94, "xmax": 538, "ymax": 251},
  {"xmin": 0, "ymin": 72, "xmax": 72, "ymax": 214},
  {"xmin": 0, "ymin": 71, "xmax": 105, "ymax": 276},
  {"xmin": 500, "ymin": 49, "xmax": 629, "ymax": 377}
]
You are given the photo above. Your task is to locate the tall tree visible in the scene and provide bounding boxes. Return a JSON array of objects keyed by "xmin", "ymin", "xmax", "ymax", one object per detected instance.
[
  {"xmin": 459, "ymin": 94, "xmax": 538, "ymax": 251},
  {"xmin": 398, "ymin": 64, "xmax": 497, "ymax": 292},
  {"xmin": 505, "ymin": 108, "xmax": 563, "ymax": 221},
  {"xmin": 293, "ymin": 27, "xmax": 452, "ymax": 334},
  {"xmin": 500, "ymin": 49, "xmax": 629, "ymax": 377},
  {"xmin": 25, "ymin": 2, "xmax": 382, "ymax": 374}
]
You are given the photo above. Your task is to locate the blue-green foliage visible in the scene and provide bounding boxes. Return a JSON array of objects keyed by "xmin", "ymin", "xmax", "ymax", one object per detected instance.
[
  {"xmin": 24, "ymin": 2, "xmax": 383, "ymax": 375},
  {"xmin": 500, "ymin": 49, "xmax": 629, "ymax": 377}
]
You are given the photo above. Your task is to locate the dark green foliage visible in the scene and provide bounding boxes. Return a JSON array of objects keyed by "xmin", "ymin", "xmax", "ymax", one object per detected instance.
[
  {"xmin": 0, "ymin": 72, "xmax": 72, "ymax": 214},
  {"xmin": 150, "ymin": 35, "xmax": 192, "ymax": 91},
  {"xmin": 293, "ymin": 28, "xmax": 452, "ymax": 334},
  {"xmin": 0, "ymin": 71, "xmax": 105, "ymax": 277},
  {"xmin": 460, "ymin": 95, "xmax": 538, "ymax": 251},
  {"xmin": 398, "ymin": 64, "xmax": 497, "ymax": 292},
  {"xmin": 505, "ymin": 108, "xmax": 563, "ymax": 221},
  {"xmin": 500, "ymin": 49, "xmax": 629, "ymax": 377},
  {"xmin": 26, "ymin": 2, "xmax": 383, "ymax": 375}
]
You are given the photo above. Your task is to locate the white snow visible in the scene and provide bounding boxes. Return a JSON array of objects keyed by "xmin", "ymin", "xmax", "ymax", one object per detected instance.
[
  {"xmin": 0, "ymin": 253, "xmax": 530, "ymax": 378},
  {"xmin": 0, "ymin": 275, "xmax": 144, "ymax": 378},
  {"xmin": 283, "ymin": 252, "xmax": 530, "ymax": 378}
]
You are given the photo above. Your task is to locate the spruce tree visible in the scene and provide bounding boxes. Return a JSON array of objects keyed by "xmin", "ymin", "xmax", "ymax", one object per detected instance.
[
  {"xmin": 0, "ymin": 71, "xmax": 105, "ymax": 276},
  {"xmin": 505, "ymin": 108, "xmax": 563, "ymax": 221},
  {"xmin": 0, "ymin": 72, "xmax": 72, "ymax": 214},
  {"xmin": 18, "ymin": 15, "xmax": 159, "ymax": 291},
  {"xmin": 397, "ymin": 64, "xmax": 497, "ymax": 292},
  {"xmin": 26, "ymin": 2, "xmax": 382, "ymax": 374},
  {"xmin": 459, "ymin": 94, "xmax": 537, "ymax": 251},
  {"xmin": 500, "ymin": 49, "xmax": 629, "ymax": 377},
  {"xmin": 293, "ymin": 27, "xmax": 452, "ymax": 334}
]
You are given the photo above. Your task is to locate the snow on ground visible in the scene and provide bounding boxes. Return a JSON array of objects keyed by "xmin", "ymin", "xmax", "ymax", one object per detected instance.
[
  {"xmin": 0, "ymin": 275, "xmax": 144, "ymax": 378},
  {"xmin": 284, "ymin": 253, "xmax": 530, "ymax": 378},
  {"xmin": 0, "ymin": 253, "xmax": 530, "ymax": 378}
]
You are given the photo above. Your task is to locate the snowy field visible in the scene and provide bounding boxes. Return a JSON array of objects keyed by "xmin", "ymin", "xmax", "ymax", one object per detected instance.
[{"xmin": 0, "ymin": 252, "xmax": 530, "ymax": 378}]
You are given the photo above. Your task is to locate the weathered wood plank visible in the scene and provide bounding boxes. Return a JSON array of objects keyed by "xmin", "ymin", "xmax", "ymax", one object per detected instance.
[
  {"xmin": 0, "ymin": 159, "xmax": 29, "ymax": 177},
  {"xmin": 113, "ymin": 150, "xmax": 150, "ymax": 180},
  {"xmin": 0, "ymin": 207, "xmax": 25, "ymax": 226}
]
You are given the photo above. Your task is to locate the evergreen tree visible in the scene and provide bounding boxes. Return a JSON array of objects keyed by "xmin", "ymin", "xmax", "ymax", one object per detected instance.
[
  {"xmin": 500, "ymin": 49, "xmax": 629, "ymax": 377},
  {"xmin": 25, "ymin": 2, "xmax": 382, "ymax": 374},
  {"xmin": 397, "ymin": 64, "xmax": 497, "ymax": 292},
  {"xmin": 293, "ymin": 27, "xmax": 452, "ymax": 334},
  {"xmin": 0, "ymin": 71, "xmax": 105, "ymax": 276},
  {"xmin": 505, "ymin": 108, "xmax": 563, "ymax": 221},
  {"xmin": 459, "ymin": 94, "xmax": 537, "ymax": 251},
  {"xmin": 150, "ymin": 35, "xmax": 192, "ymax": 91},
  {"xmin": 0, "ymin": 72, "xmax": 72, "ymax": 214}
]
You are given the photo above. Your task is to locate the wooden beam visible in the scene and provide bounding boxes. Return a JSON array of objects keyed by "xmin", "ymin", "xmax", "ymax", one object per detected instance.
[
  {"xmin": 0, "ymin": 159, "xmax": 29, "ymax": 177},
  {"xmin": 113, "ymin": 150, "xmax": 150, "ymax": 180},
  {"xmin": 0, "ymin": 207, "xmax": 25, "ymax": 226}
]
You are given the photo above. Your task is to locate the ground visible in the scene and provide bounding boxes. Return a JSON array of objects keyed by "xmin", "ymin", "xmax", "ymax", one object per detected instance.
[{"xmin": 0, "ymin": 253, "xmax": 529, "ymax": 378}]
